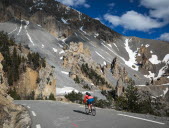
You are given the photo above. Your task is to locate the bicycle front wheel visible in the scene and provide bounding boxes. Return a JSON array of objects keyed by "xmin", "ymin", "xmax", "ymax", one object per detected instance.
[
  {"xmin": 85, "ymin": 104, "xmax": 89, "ymax": 114},
  {"xmin": 91, "ymin": 106, "xmax": 96, "ymax": 116}
]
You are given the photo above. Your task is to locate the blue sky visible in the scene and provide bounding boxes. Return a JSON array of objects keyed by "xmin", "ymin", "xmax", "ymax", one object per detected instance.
[{"xmin": 57, "ymin": 0, "xmax": 169, "ymax": 41}]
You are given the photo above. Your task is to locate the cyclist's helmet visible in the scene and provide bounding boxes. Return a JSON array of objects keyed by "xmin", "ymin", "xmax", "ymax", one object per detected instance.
[
  {"xmin": 86, "ymin": 92, "xmax": 91, "ymax": 96},
  {"xmin": 86, "ymin": 92, "xmax": 89, "ymax": 95}
]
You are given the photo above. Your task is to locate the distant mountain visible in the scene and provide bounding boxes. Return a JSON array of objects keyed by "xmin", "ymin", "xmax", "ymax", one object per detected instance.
[{"xmin": 0, "ymin": 0, "xmax": 169, "ymax": 99}]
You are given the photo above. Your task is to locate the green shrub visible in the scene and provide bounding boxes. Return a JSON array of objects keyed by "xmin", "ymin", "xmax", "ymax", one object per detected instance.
[
  {"xmin": 49, "ymin": 93, "xmax": 56, "ymax": 100},
  {"xmin": 115, "ymin": 96, "xmax": 127, "ymax": 110},
  {"xmin": 81, "ymin": 63, "xmax": 110, "ymax": 87},
  {"xmin": 94, "ymin": 98, "xmax": 111, "ymax": 108},
  {"xmin": 8, "ymin": 88, "xmax": 21, "ymax": 100},
  {"xmin": 115, "ymin": 82, "xmax": 140, "ymax": 112},
  {"xmin": 125, "ymin": 84, "xmax": 140, "ymax": 112},
  {"xmin": 65, "ymin": 91, "xmax": 83, "ymax": 104},
  {"xmin": 83, "ymin": 84, "xmax": 91, "ymax": 90},
  {"xmin": 74, "ymin": 76, "xmax": 80, "ymax": 84}
]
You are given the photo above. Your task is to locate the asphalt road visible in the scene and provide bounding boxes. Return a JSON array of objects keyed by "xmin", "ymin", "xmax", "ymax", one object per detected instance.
[{"xmin": 14, "ymin": 100, "xmax": 169, "ymax": 128}]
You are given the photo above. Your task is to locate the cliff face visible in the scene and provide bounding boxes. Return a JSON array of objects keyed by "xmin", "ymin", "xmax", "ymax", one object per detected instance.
[
  {"xmin": 14, "ymin": 65, "xmax": 56, "ymax": 100},
  {"xmin": 0, "ymin": 53, "xmax": 31, "ymax": 128},
  {"xmin": 0, "ymin": 32, "xmax": 56, "ymax": 100}
]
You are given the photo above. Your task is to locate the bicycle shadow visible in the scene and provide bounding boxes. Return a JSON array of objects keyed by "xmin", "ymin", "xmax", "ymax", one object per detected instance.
[{"xmin": 73, "ymin": 110, "xmax": 88, "ymax": 115}]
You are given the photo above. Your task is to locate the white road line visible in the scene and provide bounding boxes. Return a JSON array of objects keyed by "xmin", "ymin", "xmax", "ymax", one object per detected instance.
[
  {"xmin": 27, "ymin": 106, "xmax": 30, "ymax": 108},
  {"xmin": 118, "ymin": 114, "xmax": 165, "ymax": 125},
  {"xmin": 32, "ymin": 111, "xmax": 36, "ymax": 116},
  {"xmin": 36, "ymin": 124, "xmax": 41, "ymax": 128}
]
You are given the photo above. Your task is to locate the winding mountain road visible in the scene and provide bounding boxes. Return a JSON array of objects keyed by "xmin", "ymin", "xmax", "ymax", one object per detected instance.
[{"xmin": 14, "ymin": 100, "xmax": 169, "ymax": 128}]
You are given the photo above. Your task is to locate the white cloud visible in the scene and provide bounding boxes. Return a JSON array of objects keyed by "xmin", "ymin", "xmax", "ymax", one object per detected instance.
[
  {"xmin": 57, "ymin": 0, "xmax": 90, "ymax": 8},
  {"xmin": 140, "ymin": 0, "xmax": 169, "ymax": 9},
  {"xmin": 159, "ymin": 33, "xmax": 169, "ymax": 41},
  {"xmin": 140, "ymin": 0, "xmax": 169, "ymax": 20},
  {"xmin": 104, "ymin": 11, "xmax": 164, "ymax": 31},
  {"xmin": 149, "ymin": 7, "xmax": 169, "ymax": 21}
]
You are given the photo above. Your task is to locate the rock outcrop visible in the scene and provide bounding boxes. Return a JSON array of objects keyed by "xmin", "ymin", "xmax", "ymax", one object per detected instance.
[
  {"xmin": 136, "ymin": 46, "xmax": 154, "ymax": 74},
  {"xmin": 63, "ymin": 42, "xmax": 111, "ymax": 90}
]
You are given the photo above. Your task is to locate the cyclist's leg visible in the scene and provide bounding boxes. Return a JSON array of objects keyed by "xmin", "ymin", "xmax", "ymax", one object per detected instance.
[
  {"xmin": 90, "ymin": 98, "xmax": 94, "ymax": 111},
  {"xmin": 88, "ymin": 99, "xmax": 93, "ymax": 112},
  {"xmin": 87, "ymin": 100, "xmax": 90, "ymax": 109}
]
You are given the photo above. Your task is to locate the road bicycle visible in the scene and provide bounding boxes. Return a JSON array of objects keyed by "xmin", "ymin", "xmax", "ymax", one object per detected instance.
[{"xmin": 85, "ymin": 103, "xmax": 96, "ymax": 116}]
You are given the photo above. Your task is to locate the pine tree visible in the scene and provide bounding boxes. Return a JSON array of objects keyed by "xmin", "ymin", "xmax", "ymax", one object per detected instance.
[{"xmin": 125, "ymin": 83, "xmax": 140, "ymax": 112}]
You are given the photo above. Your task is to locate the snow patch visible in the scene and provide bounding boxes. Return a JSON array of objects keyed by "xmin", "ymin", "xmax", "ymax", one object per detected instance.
[
  {"xmin": 56, "ymin": 87, "xmax": 78, "ymax": 95},
  {"xmin": 103, "ymin": 61, "xmax": 107, "ymax": 65},
  {"xmin": 136, "ymin": 85, "xmax": 146, "ymax": 87},
  {"xmin": 24, "ymin": 21, "xmax": 29, "ymax": 29},
  {"xmin": 145, "ymin": 44, "xmax": 150, "ymax": 47},
  {"xmin": 107, "ymin": 44, "xmax": 112, "ymax": 48},
  {"xmin": 8, "ymin": 25, "xmax": 17, "ymax": 35},
  {"xmin": 163, "ymin": 54, "xmax": 169, "ymax": 63},
  {"xmin": 61, "ymin": 71, "xmax": 69, "ymax": 75},
  {"xmin": 101, "ymin": 42, "xmax": 119, "ymax": 57},
  {"xmin": 58, "ymin": 43, "xmax": 63, "ymax": 48},
  {"xmin": 155, "ymin": 66, "xmax": 167, "ymax": 80},
  {"xmin": 17, "ymin": 20, "xmax": 23, "ymax": 35},
  {"xmin": 144, "ymin": 71, "xmax": 155, "ymax": 79},
  {"xmin": 138, "ymin": 53, "xmax": 141, "ymax": 56},
  {"xmin": 61, "ymin": 38, "xmax": 67, "ymax": 43},
  {"xmin": 60, "ymin": 56, "xmax": 63, "ymax": 60},
  {"xmin": 150, "ymin": 51, "xmax": 153, "ymax": 53},
  {"xmin": 59, "ymin": 50, "xmax": 65, "ymax": 54},
  {"xmin": 113, "ymin": 43, "xmax": 119, "ymax": 51},
  {"xmin": 61, "ymin": 18, "xmax": 68, "ymax": 24},
  {"xmin": 95, "ymin": 51, "xmax": 105, "ymax": 59},
  {"xmin": 88, "ymin": 42, "xmax": 96, "ymax": 47},
  {"xmin": 94, "ymin": 33, "xmax": 99, "ymax": 38},
  {"xmin": 74, "ymin": 32, "xmax": 78, "ymax": 36},
  {"xmin": 162, "ymin": 83, "xmax": 169, "ymax": 85},
  {"xmin": 80, "ymin": 26, "xmax": 86, "ymax": 34},
  {"xmin": 37, "ymin": 24, "xmax": 41, "ymax": 27},
  {"xmin": 95, "ymin": 51, "xmax": 111, "ymax": 63},
  {"xmin": 155, "ymin": 54, "xmax": 169, "ymax": 79},
  {"xmin": 163, "ymin": 88, "xmax": 168, "ymax": 95},
  {"xmin": 53, "ymin": 48, "xmax": 58, "ymax": 53},
  {"xmin": 25, "ymin": 21, "xmax": 35, "ymax": 46},
  {"xmin": 149, "ymin": 55, "xmax": 161, "ymax": 64},
  {"xmin": 124, "ymin": 39, "xmax": 139, "ymax": 71},
  {"xmin": 42, "ymin": 44, "xmax": 44, "ymax": 48}
]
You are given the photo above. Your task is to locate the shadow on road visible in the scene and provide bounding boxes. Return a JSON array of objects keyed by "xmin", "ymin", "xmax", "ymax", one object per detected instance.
[{"xmin": 73, "ymin": 110, "xmax": 88, "ymax": 115}]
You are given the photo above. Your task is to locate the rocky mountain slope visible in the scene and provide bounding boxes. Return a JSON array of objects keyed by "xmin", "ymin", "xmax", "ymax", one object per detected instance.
[
  {"xmin": 0, "ymin": 52, "xmax": 31, "ymax": 128},
  {"xmin": 0, "ymin": 0, "xmax": 168, "ymax": 99}
]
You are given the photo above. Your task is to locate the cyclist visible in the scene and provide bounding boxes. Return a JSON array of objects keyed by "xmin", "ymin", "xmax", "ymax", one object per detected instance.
[{"xmin": 84, "ymin": 92, "xmax": 94, "ymax": 112}]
